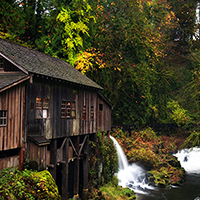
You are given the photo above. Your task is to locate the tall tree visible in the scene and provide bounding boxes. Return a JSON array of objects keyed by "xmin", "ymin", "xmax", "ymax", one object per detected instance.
[
  {"xmin": 0, "ymin": 0, "xmax": 25, "ymax": 42},
  {"xmin": 169, "ymin": 0, "xmax": 198, "ymax": 53},
  {"xmin": 36, "ymin": 0, "xmax": 95, "ymax": 64},
  {"xmin": 75, "ymin": 0, "xmax": 176, "ymax": 125}
]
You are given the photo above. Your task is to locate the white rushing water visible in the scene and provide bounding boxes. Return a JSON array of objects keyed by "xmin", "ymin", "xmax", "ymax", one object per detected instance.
[
  {"xmin": 110, "ymin": 136, "xmax": 200, "ymax": 199},
  {"xmin": 110, "ymin": 136, "xmax": 154, "ymax": 194},
  {"xmin": 174, "ymin": 147, "xmax": 200, "ymax": 174}
]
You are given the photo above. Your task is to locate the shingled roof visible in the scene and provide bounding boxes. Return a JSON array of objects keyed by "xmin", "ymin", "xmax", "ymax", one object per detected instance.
[
  {"xmin": 0, "ymin": 72, "xmax": 29, "ymax": 92},
  {"xmin": 0, "ymin": 39, "xmax": 102, "ymax": 89}
]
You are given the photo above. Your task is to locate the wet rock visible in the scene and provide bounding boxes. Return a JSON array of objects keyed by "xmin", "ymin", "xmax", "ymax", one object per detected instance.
[
  {"xmin": 183, "ymin": 156, "xmax": 188, "ymax": 162},
  {"xmin": 136, "ymin": 185, "xmax": 144, "ymax": 190},
  {"xmin": 158, "ymin": 182, "xmax": 166, "ymax": 188},
  {"xmin": 145, "ymin": 173, "xmax": 155, "ymax": 186},
  {"xmin": 168, "ymin": 157, "xmax": 181, "ymax": 168}
]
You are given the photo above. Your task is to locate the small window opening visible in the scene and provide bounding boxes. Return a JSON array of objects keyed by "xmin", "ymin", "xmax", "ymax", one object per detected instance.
[
  {"xmin": 0, "ymin": 110, "xmax": 7, "ymax": 126},
  {"xmin": 82, "ymin": 105, "xmax": 86, "ymax": 120},
  {"xmin": 61, "ymin": 101, "xmax": 76, "ymax": 118},
  {"xmin": 36, "ymin": 98, "xmax": 49, "ymax": 119},
  {"xmin": 99, "ymin": 104, "xmax": 103, "ymax": 111},
  {"xmin": 91, "ymin": 106, "xmax": 94, "ymax": 121}
]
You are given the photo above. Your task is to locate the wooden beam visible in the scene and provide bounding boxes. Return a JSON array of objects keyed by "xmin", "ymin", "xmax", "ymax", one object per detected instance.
[
  {"xmin": 0, "ymin": 76, "xmax": 30, "ymax": 93},
  {"xmin": 73, "ymin": 136, "xmax": 80, "ymax": 199},
  {"xmin": 79, "ymin": 135, "xmax": 88, "ymax": 155},
  {"xmin": 49, "ymin": 139, "xmax": 57, "ymax": 181},
  {"xmin": 60, "ymin": 137, "xmax": 68, "ymax": 151},
  {"xmin": 69, "ymin": 138, "xmax": 78, "ymax": 157},
  {"xmin": 82, "ymin": 135, "xmax": 89, "ymax": 200},
  {"xmin": 0, "ymin": 53, "xmax": 29, "ymax": 75},
  {"xmin": 19, "ymin": 147, "xmax": 23, "ymax": 171},
  {"xmin": 62, "ymin": 138, "xmax": 69, "ymax": 200}
]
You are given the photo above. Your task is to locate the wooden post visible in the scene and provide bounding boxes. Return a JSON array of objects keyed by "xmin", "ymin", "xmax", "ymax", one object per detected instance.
[
  {"xmin": 73, "ymin": 136, "xmax": 80, "ymax": 199},
  {"xmin": 62, "ymin": 138, "xmax": 69, "ymax": 200},
  {"xmin": 19, "ymin": 147, "xmax": 23, "ymax": 171},
  {"xmin": 82, "ymin": 135, "xmax": 89, "ymax": 200},
  {"xmin": 49, "ymin": 139, "xmax": 57, "ymax": 181}
]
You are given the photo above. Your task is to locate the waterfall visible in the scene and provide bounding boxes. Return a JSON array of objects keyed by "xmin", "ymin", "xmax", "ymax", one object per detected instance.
[
  {"xmin": 110, "ymin": 136, "xmax": 129, "ymax": 170},
  {"xmin": 110, "ymin": 136, "xmax": 154, "ymax": 194},
  {"xmin": 174, "ymin": 147, "xmax": 200, "ymax": 174}
]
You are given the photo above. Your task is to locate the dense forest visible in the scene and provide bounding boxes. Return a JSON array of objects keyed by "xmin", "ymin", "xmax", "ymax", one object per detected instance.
[{"xmin": 1, "ymin": 0, "xmax": 200, "ymax": 128}]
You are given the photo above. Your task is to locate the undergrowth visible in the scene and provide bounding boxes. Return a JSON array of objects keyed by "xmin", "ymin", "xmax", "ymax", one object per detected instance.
[
  {"xmin": 0, "ymin": 168, "xmax": 60, "ymax": 200},
  {"xmin": 89, "ymin": 175, "xmax": 136, "ymax": 200},
  {"xmin": 111, "ymin": 127, "xmax": 185, "ymax": 187},
  {"xmin": 88, "ymin": 132, "xmax": 136, "ymax": 199}
]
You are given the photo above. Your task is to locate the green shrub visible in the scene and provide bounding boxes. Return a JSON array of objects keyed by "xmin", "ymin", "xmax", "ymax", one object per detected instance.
[
  {"xmin": 0, "ymin": 168, "xmax": 61, "ymax": 200},
  {"xmin": 181, "ymin": 130, "xmax": 200, "ymax": 148},
  {"xmin": 166, "ymin": 100, "xmax": 191, "ymax": 126}
]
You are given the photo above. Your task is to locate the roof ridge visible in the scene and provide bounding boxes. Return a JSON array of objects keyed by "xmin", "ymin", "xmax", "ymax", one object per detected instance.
[{"xmin": 0, "ymin": 39, "xmax": 103, "ymax": 90}]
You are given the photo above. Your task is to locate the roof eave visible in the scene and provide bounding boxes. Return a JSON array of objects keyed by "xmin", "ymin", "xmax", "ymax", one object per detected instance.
[
  {"xmin": 0, "ymin": 75, "xmax": 30, "ymax": 93},
  {"xmin": 32, "ymin": 73, "xmax": 103, "ymax": 90},
  {"xmin": 0, "ymin": 52, "xmax": 29, "ymax": 75}
]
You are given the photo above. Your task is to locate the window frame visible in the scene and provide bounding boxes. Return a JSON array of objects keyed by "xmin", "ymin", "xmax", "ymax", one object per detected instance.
[
  {"xmin": 99, "ymin": 104, "xmax": 103, "ymax": 111},
  {"xmin": 90, "ymin": 106, "xmax": 94, "ymax": 121},
  {"xmin": 82, "ymin": 105, "xmax": 86, "ymax": 121},
  {"xmin": 0, "ymin": 110, "xmax": 7, "ymax": 126},
  {"xmin": 61, "ymin": 101, "xmax": 76, "ymax": 119},
  {"xmin": 36, "ymin": 98, "xmax": 49, "ymax": 119}
]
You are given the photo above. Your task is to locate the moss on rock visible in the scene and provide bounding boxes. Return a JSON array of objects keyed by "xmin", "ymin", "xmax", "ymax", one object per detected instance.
[{"xmin": 0, "ymin": 168, "xmax": 61, "ymax": 200}]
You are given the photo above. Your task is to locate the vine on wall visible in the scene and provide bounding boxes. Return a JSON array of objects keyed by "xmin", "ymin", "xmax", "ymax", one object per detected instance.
[{"xmin": 88, "ymin": 132, "xmax": 118, "ymax": 191}]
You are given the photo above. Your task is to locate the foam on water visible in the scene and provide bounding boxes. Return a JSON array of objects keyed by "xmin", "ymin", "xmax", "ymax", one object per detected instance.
[
  {"xmin": 110, "ymin": 136, "xmax": 154, "ymax": 194},
  {"xmin": 174, "ymin": 147, "xmax": 200, "ymax": 174}
]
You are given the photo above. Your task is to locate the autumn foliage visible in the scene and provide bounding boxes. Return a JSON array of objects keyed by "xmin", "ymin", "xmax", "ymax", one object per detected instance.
[
  {"xmin": 111, "ymin": 127, "xmax": 185, "ymax": 187},
  {"xmin": 1, "ymin": 0, "xmax": 200, "ymax": 126}
]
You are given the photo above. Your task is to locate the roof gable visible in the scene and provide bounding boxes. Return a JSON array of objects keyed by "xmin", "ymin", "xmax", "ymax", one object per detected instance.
[
  {"xmin": 0, "ymin": 72, "xmax": 29, "ymax": 92},
  {"xmin": 0, "ymin": 39, "xmax": 102, "ymax": 89}
]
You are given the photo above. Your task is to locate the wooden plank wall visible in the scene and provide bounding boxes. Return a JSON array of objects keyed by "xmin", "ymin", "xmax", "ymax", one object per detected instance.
[
  {"xmin": 79, "ymin": 90, "xmax": 97, "ymax": 135},
  {"xmin": 0, "ymin": 84, "xmax": 25, "ymax": 151},
  {"xmin": 25, "ymin": 82, "xmax": 52, "ymax": 139},
  {"xmin": 0, "ymin": 155, "xmax": 19, "ymax": 171},
  {"xmin": 28, "ymin": 141, "xmax": 48, "ymax": 170},
  {"xmin": 97, "ymin": 96, "xmax": 112, "ymax": 132},
  {"xmin": 103, "ymin": 101, "xmax": 112, "ymax": 131},
  {"xmin": 26, "ymin": 78, "xmax": 111, "ymax": 140}
]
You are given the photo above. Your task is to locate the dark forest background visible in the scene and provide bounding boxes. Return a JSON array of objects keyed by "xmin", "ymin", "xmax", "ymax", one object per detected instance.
[{"xmin": 1, "ymin": 0, "xmax": 200, "ymax": 128}]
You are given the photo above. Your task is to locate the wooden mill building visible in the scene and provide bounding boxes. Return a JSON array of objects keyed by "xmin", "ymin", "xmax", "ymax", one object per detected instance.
[{"xmin": 0, "ymin": 38, "xmax": 112, "ymax": 199}]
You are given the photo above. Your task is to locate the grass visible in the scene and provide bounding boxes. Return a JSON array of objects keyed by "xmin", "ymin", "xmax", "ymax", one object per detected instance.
[{"xmin": 100, "ymin": 185, "xmax": 136, "ymax": 200}]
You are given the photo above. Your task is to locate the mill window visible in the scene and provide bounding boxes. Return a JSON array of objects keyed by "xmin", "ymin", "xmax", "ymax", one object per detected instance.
[
  {"xmin": 61, "ymin": 101, "xmax": 76, "ymax": 118},
  {"xmin": 82, "ymin": 105, "xmax": 86, "ymax": 120},
  {"xmin": 91, "ymin": 106, "xmax": 94, "ymax": 121},
  {"xmin": 0, "ymin": 111, "xmax": 7, "ymax": 126},
  {"xmin": 99, "ymin": 104, "xmax": 103, "ymax": 111},
  {"xmin": 36, "ymin": 98, "xmax": 49, "ymax": 119}
]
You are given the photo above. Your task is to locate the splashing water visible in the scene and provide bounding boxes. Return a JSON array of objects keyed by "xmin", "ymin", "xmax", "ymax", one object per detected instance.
[
  {"xmin": 110, "ymin": 136, "xmax": 154, "ymax": 194},
  {"xmin": 174, "ymin": 147, "xmax": 200, "ymax": 174}
]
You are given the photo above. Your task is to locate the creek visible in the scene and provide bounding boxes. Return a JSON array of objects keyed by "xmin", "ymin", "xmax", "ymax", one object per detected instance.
[{"xmin": 110, "ymin": 136, "xmax": 200, "ymax": 200}]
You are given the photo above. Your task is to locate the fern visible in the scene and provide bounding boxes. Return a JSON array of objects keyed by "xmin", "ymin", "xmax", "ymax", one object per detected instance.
[{"xmin": 181, "ymin": 131, "xmax": 200, "ymax": 149}]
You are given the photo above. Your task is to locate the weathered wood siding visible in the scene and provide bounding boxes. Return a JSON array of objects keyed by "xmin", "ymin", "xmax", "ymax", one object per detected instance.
[
  {"xmin": 97, "ymin": 94, "xmax": 112, "ymax": 132},
  {"xmin": 27, "ymin": 141, "xmax": 48, "ymax": 170},
  {"xmin": 52, "ymin": 83, "xmax": 79, "ymax": 138},
  {"xmin": 0, "ymin": 155, "xmax": 19, "ymax": 171},
  {"xmin": 25, "ymin": 79, "xmax": 52, "ymax": 140},
  {"xmin": 0, "ymin": 84, "xmax": 25, "ymax": 151},
  {"xmin": 78, "ymin": 90, "xmax": 97, "ymax": 135},
  {"xmin": 25, "ymin": 77, "xmax": 102, "ymax": 139}
]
